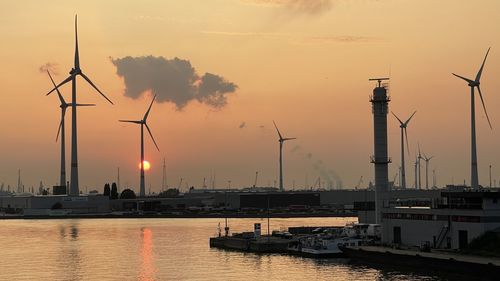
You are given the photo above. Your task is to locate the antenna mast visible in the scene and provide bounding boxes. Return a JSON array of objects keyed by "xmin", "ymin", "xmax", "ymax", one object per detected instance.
[
  {"xmin": 162, "ymin": 157, "xmax": 167, "ymax": 191},
  {"xmin": 253, "ymin": 171, "xmax": 259, "ymax": 188},
  {"xmin": 368, "ymin": 77, "xmax": 390, "ymax": 88},
  {"xmin": 117, "ymin": 167, "xmax": 121, "ymax": 192}
]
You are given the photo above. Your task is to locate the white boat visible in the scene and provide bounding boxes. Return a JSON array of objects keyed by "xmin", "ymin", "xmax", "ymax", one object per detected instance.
[
  {"xmin": 342, "ymin": 223, "xmax": 381, "ymax": 240},
  {"xmin": 288, "ymin": 235, "xmax": 364, "ymax": 258},
  {"xmin": 287, "ymin": 223, "xmax": 380, "ymax": 258}
]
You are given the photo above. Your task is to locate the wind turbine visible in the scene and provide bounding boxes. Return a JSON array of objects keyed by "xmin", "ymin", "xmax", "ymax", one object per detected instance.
[
  {"xmin": 273, "ymin": 121, "xmax": 296, "ymax": 191},
  {"xmin": 422, "ymin": 154, "xmax": 434, "ymax": 190},
  {"xmin": 47, "ymin": 71, "xmax": 94, "ymax": 189},
  {"xmin": 46, "ymin": 15, "xmax": 113, "ymax": 196},
  {"xmin": 417, "ymin": 145, "xmax": 423, "ymax": 189},
  {"xmin": 119, "ymin": 95, "xmax": 160, "ymax": 197},
  {"xmin": 414, "ymin": 156, "xmax": 418, "ymax": 189},
  {"xmin": 391, "ymin": 111, "xmax": 416, "ymax": 189},
  {"xmin": 452, "ymin": 48, "xmax": 493, "ymax": 189},
  {"xmin": 432, "ymin": 169, "xmax": 437, "ymax": 188}
]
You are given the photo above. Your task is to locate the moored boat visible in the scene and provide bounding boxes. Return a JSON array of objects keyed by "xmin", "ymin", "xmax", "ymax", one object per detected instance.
[{"xmin": 287, "ymin": 234, "xmax": 364, "ymax": 258}]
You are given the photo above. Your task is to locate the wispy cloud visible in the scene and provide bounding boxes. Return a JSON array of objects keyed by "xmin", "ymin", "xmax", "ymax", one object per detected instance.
[
  {"xmin": 241, "ymin": 0, "xmax": 333, "ymax": 15},
  {"xmin": 132, "ymin": 15, "xmax": 166, "ymax": 22},
  {"xmin": 38, "ymin": 62, "xmax": 59, "ymax": 75},
  {"xmin": 200, "ymin": 30, "xmax": 289, "ymax": 37},
  {"xmin": 202, "ymin": 30, "xmax": 384, "ymax": 45},
  {"xmin": 297, "ymin": 35, "xmax": 386, "ymax": 45}
]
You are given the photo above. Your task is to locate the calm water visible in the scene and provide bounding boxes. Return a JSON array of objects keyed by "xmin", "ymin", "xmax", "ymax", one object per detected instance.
[{"xmin": 0, "ymin": 217, "xmax": 449, "ymax": 281}]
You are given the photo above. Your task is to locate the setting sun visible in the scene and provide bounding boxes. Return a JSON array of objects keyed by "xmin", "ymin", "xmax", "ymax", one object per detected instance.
[{"xmin": 139, "ymin": 160, "xmax": 151, "ymax": 171}]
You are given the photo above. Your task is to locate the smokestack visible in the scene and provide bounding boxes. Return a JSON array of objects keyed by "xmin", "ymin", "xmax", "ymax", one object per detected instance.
[{"xmin": 369, "ymin": 78, "xmax": 391, "ymax": 224}]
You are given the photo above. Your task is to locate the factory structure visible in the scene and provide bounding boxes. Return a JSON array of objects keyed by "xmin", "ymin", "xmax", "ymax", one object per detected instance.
[
  {"xmin": 366, "ymin": 77, "xmax": 500, "ymax": 250},
  {"xmin": 369, "ymin": 78, "xmax": 391, "ymax": 224}
]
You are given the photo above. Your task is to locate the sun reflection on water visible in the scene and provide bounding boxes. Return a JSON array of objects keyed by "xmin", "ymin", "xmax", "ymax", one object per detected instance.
[{"xmin": 139, "ymin": 227, "xmax": 156, "ymax": 281}]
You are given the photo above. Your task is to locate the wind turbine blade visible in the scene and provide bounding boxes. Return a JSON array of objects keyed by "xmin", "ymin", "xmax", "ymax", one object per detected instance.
[
  {"xmin": 404, "ymin": 127, "xmax": 410, "ymax": 155},
  {"xmin": 46, "ymin": 75, "xmax": 72, "ymax": 96},
  {"xmin": 477, "ymin": 86, "xmax": 493, "ymax": 129},
  {"xmin": 283, "ymin": 137, "xmax": 296, "ymax": 141},
  {"xmin": 74, "ymin": 103, "xmax": 96, "ymax": 107},
  {"xmin": 391, "ymin": 111, "xmax": 404, "ymax": 125},
  {"xmin": 272, "ymin": 120, "xmax": 283, "ymax": 140},
  {"xmin": 57, "ymin": 92, "xmax": 66, "ymax": 106},
  {"xmin": 47, "ymin": 71, "xmax": 65, "ymax": 102},
  {"xmin": 56, "ymin": 118, "xmax": 63, "ymax": 142},
  {"xmin": 452, "ymin": 73, "xmax": 475, "ymax": 85},
  {"xmin": 475, "ymin": 47, "xmax": 490, "ymax": 82},
  {"xmin": 119, "ymin": 120, "xmax": 142, "ymax": 124},
  {"xmin": 404, "ymin": 111, "xmax": 417, "ymax": 126},
  {"xmin": 80, "ymin": 72, "xmax": 114, "ymax": 104},
  {"xmin": 145, "ymin": 123, "xmax": 160, "ymax": 151},
  {"xmin": 143, "ymin": 94, "xmax": 156, "ymax": 121},
  {"xmin": 74, "ymin": 15, "xmax": 79, "ymax": 69}
]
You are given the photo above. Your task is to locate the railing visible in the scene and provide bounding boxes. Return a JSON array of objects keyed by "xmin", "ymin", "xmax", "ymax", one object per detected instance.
[
  {"xmin": 370, "ymin": 156, "xmax": 392, "ymax": 164},
  {"xmin": 369, "ymin": 94, "xmax": 391, "ymax": 102},
  {"xmin": 435, "ymin": 225, "xmax": 449, "ymax": 248},
  {"xmin": 436, "ymin": 203, "xmax": 483, "ymax": 210}
]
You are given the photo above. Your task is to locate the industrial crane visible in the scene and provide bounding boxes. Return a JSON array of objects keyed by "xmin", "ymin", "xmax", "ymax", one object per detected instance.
[{"xmin": 355, "ymin": 176, "xmax": 364, "ymax": 190}]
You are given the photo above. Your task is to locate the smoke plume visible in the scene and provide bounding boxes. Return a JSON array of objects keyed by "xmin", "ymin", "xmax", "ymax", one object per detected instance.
[
  {"xmin": 111, "ymin": 56, "xmax": 238, "ymax": 110},
  {"xmin": 291, "ymin": 145, "xmax": 343, "ymax": 189}
]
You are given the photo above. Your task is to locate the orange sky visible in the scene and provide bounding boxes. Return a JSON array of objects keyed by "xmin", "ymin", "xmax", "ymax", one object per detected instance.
[{"xmin": 1, "ymin": 0, "xmax": 500, "ymax": 192}]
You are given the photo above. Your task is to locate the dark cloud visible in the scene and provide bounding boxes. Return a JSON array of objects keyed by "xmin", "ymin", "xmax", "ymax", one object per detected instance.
[
  {"xmin": 197, "ymin": 73, "xmax": 237, "ymax": 108},
  {"xmin": 239, "ymin": 121, "xmax": 247, "ymax": 129},
  {"xmin": 111, "ymin": 56, "xmax": 238, "ymax": 110},
  {"xmin": 39, "ymin": 62, "xmax": 59, "ymax": 75}
]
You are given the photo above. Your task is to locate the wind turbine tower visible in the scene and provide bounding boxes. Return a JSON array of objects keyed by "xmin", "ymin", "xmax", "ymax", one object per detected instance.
[
  {"xmin": 489, "ymin": 165, "xmax": 492, "ymax": 188},
  {"xmin": 272, "ymin": 121, "xmax": 296, "ymax": 191},
  {"xmin": 452, "ymin": 48, "xmax": 493, "ymax": 189},
  {"xmin": 418, "ymin": 146, "xmax": 423, "ymax": 189},
  {"xmin": 391, "ymin": 111, "xmax": 416, "ymax": 189},
  {"xmin": 433, "ymin": 169, "xmax": 437, "ymax": 188},
  {"xmin": 47, "ymin": 71, "xmax": 94, "ymax": 188},
  {"xmin": 369, "ymin": 77, "xmax": 391, "ymax": 224},
  {"xmin": 414, "ymin": 157, "xmax": 418, "ymax": 189},
  {"xmin": 17, "ymin": 169, "xmax": 21, "ymax": 193},
  {"xmin": 423, "ymin": 154, "xmax": 434, "ymax": 189},
  {"xmin": 46, "ymin": 15, "xmax": 113, "ymax": 196},
  {"xmin": 119, "ymin": 95, "xmax": 160, "ymax": 197}
]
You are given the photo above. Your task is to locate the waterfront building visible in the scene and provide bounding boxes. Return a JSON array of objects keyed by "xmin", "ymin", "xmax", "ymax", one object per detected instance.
[{"xmin": 380, "ymin": 190, "xmax": 500, "ymax": 249}]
